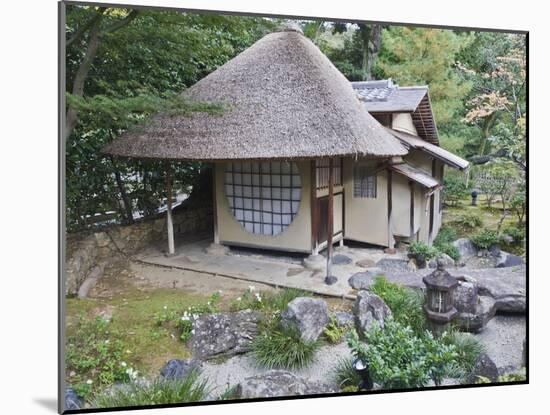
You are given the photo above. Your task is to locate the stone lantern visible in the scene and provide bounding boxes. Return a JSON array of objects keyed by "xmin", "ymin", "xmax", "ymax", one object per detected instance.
[{"xmin": 422, "ymin": 260, "xmax": 459, "ymax": 336}]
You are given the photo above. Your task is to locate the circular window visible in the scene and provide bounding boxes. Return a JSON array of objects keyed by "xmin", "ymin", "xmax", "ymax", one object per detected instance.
[{"xmin": 224, "ymin": 161, "xmax": 302, "ymax": 235}]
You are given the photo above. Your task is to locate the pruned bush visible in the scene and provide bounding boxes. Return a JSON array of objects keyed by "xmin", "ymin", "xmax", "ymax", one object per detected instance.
[
  {"xmin": 471, "ymin": 229, "xmax": 499, "ymax": 249},
  {"xmin": 332, "ymin": 357, "xmax": 361, "ymax": 390},
  {"xmin": 438, "ymin": 243, "xmax": 461, "ymax": 261},
  {"xmin": 370, "ymin": 276, "xmax": 426, "ymax": 336},
  {"xmin": 443, "ymin": 176, "xmax": 469, "ymax": 207},
  {"xmin": 348, "ymin": 320, "xmax": 461, "ymax": 389},
  {"xmin": 455, "ymin": 212, "xmax": 483, "ymax": 229},
  {"xmin": 90, "ymin": 372, "xmax": 210, "ymax": 408},
  {"xmin": 251, "ymin": 323, "xmax": 321, "ymax": 370},
  {"xmin": 434, "ymin": 226, "xmax": 458, "ymax": 246},
  {"xmin": 503, "ymin": 226, "xmax": 525, "ymax": 244},
  {"xmin": 408, "ymin": 241, "xmax": 439, "ymax": 262}
]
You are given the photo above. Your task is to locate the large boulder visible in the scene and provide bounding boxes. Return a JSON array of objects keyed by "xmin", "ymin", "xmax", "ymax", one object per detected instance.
[
  {"xmin": 235, "ymin": 370, "xmax": 336, "ymax": 399},
  {"xmin": 280, "ymin": 297, "xmax": 329, "ymax": 342},
  {"xmin": 159, "ymin": 358, "xmax": 201, "ymax": 381},
  {"xmin": 437, "ymin": 253, "xmax": 456, "ymax": 268},
  {"xmin": 190, "ymin": 310, "xmax": 260, "ymax": 359},
  {"xmin": 467, "ymin": 353, "xmax": 499, "ymax": 383},
  {"xmin": 348, "ymin": 271, "xmax": 378, "ymax": 290},
  {"xmin": 455, "ymin": 296, "xmax": 496, "ymax": 333},
  {"xmin": 65, "ymin": 388, "xmax": 82, "ymax": 411},
  {"xmin": 354, "ymin": 290, "xmax": 392, "ymax": 334},
  {"xmin": 495, "ymin": 251, "xmax": 525, "ymax": 268},
  {"xmin": 452, "ymin": 238, "xmax": 477, "ymax": 258}
]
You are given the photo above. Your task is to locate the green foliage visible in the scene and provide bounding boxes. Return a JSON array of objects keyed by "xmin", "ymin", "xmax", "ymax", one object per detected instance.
[
  {"xmin": 503, "ymin": 226, "xmax": 526, "ymax": 244},
  {"xmin": 348, "ymin": 321, "xmax": 461, "ymax": 388},
  {"xmin": 375, "ymin": 27, "xmax": 473, "ymax": 125},
  {"xmin": 434, "ymin": 226, "xmax": 458, "ymax": 246},
  {"xmin": 471, "ymin": 229, "xmax": 499, "ymax": 250},
  {"xmin": 90, "ymin": 371, "xmax": 210, "ymax": 408},
  {"xmin": 251, "ymin": 323, "xmax": 321, "ymax": 370},
  {"xmin": 443, "ymin": 176, "xmax": 470, "ymax": 207},
  {"xmin": 154, "ymin": 292, "xmax": 220, "ymax": 343},
  {"xmin": 442, "ymin": 330, "xmax": 484, "ymax": 374},
  {"xmin": 409, "ymin": 241, "xmax": 439, "ymax": 261},
  {"xmin": 332, "ymin": 357, "xmax": 362, "ymax": 390},
  {"xmin": 510, "ymin": 184, "xmax": 527, "ymax": 225},
  {"xmin": 229, "ymin": 287, "xmax": 310, "ymax": 313},
  {"xmin": 65, "ymin": 316, "xmax": 133, "ymax": 400},
  {"xmin": 455, "ymin": 212, "xmax": 483, "ymax": 229},
  {"xmin": 439, "ymin": 243, "xmax": 461, "ymax": 261},
  {"xmin": 370, "ymin": 276, "xmax": 426, "ymax": 335},
  {"xmin": 323, "ymin": 314, "xmax": 350, "ymax": 344},
  {"xmin": 497, "ymin": 368, "xmax": 526, "ymax": 382}
]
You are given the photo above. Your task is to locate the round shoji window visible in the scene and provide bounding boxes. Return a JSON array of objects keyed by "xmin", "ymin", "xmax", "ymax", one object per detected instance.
[{"xmin": 224, "ymin": 161, "xmax": 302, "ymax": 236}]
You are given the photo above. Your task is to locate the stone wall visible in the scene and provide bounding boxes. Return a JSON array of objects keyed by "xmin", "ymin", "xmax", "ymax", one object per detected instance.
[{"xmin": 65, "ymin": 202, "xmax": 213, "ymax": 296}]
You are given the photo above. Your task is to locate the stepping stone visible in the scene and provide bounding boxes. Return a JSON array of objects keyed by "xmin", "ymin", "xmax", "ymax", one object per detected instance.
[
  {"xmin": 356, "ymin": 258, "xmax": 376, "ymax": 268},
  {"xmin": 332, "ymin": 254, "xmax": 352, "ymax": 265},
  {"xmin": 348, "ymin": 271, "xmax": 377, "ymax": 290}
]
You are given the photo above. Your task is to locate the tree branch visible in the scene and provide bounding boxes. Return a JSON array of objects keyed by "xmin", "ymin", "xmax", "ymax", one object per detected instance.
[
  {"xmin": 66, "ymin": 7, "xmax": 106, "ymax": 47},
  {"xmin": 101, "ymin": 10, "xmax": 139, "ymax": 35}
]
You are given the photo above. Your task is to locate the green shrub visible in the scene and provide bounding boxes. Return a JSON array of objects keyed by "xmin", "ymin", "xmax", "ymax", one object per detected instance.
[
  {"xmin": 434, "ymin": 226, "xmax": 458, "ymax": 246},
  {"xmin": 455, "ymin": 212, "xmax": 483, "ymax": 229},
  {"xmin": 332, "ymin": 357, "xmax": 362, "ymax": 390},
  {"xmin": 348, "ymin": 320, "xmax": 461, "ymax": 389},
  {"xmin": 65, "ymin": 316, "xmax": 132, "ymax": 400},
  {"xmin": 443, "ymin": 176, "xmax": 469, "ymax": 207},
  {"xmin": 370, "ymin": 276, "xmax": 426, "ymax": 336},
  {"xmin": 437, "ymin": 243, "xmax": 461, "ymax": 261},
  {"xmin": 251, "ymin": 323, "xmax": 321, "ymax": 370},
  {"xmin": 90, "ymin": 371, "xmax": 210, "ymax": 408},
  {"xmin": 503, "ymin": 226, "xmax": 525, "ymax": 244},
  {"xmin": 408, "ymin": 241, "xmax": 439, "ymax": 261},
  {"xmin": 471, "ymin": 229, "xmax": 499, "ymax": 249},
  {"xmin": 323, "ymin": 314, "xmax": 349, "ymax": 344},
  {"xmin": 498, "ymin": 368, "xmax": 526, "ymax": 382},
  {"xmin": 442, "ymin": 330, "xmax": 484, "ymax": 374}
]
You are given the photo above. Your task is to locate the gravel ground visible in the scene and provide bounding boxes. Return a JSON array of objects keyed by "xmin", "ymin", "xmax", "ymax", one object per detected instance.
[
  {"xmin": 476, "ymin": 314, "xmax": 526, "ymax": 373},
  {"xmin": 198, "ymin": 342, "xmax": 352, "ymax": 397}
]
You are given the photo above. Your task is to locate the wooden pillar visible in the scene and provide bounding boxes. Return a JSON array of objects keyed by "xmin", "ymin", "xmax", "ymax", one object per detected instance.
[
  {"xmin": 212, "ymin": 163, "xmax": 219, "ymax": 244},
  {"xmin": 310, "ymin": 160, "xmax": 318, "ymax": 255},
  {"xmin": 429, "ymin": 159, "xmax": 436, "ymax": 244},
  {"xmin": 387, "ymin": 169, "xmax": 394, "ymax": 248},
  {"xmin": 165, "ymin": 162, "xmax": 175, "ymax": 256},
  {"xmin": 409, "ymin": 181, "xmax": 415, "ymax": 241},
  {"xmin": 326, "ymin": 158, "xmax": 334, "ymax": 279}
]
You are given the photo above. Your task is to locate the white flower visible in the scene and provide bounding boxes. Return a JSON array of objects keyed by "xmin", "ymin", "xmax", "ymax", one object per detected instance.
[
  {"xmin": 121, "ymin": 361, "xmax": 127, "ymax": 367},
  {"xmin": 193, "ymin": 314, "xmax": 199, "ymax": 320},
  {"xmin": 104, "ymin": 340, "xmax": 109, "ymax": 344},
  {"xmin": 163, "ymin": 305, "xmax": 168, "ymax": 310},
  {"xmin": 86, "ymin": 379, "xmax": 93, "ymax": 385},
  {"xmin": 248, "ymin": 285, "xmax": 255, "ymax": 292},
  {"xmin": 181, "ymin": 315, "xmax": 190, "ymax": 321},
  {"xmin": 217, "ymin": 290, "xmax": 223, "ymax": 294},
  {"xmin": 236, "ymin": 297, "xmax": 242, "ymax": 301},
  {"xmin": 255, "ymin": 293, "xmax": 262, "ymax": 302},
  {"xmin": 191, "ymin": 329, "xmax": 195, "ymax": 334}
]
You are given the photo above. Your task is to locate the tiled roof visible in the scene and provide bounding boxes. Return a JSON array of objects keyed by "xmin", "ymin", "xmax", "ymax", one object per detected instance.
[{"xmin": 389, "ymin": 162, "xmax": 440, "ymax": 189}]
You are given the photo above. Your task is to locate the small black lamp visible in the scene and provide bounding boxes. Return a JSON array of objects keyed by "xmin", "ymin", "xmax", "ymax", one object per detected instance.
[
  {"xmin": 471, "ymin": 190, "xmax": 478, "ymax": 206},
  {"xmin": 352, "ymin": 358, "xmax": 373, "ymax": 390}
]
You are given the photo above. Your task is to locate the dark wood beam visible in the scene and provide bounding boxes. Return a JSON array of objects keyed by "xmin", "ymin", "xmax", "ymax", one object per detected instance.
[
  {"xmin": 326, "ymin": 158, "xmax": 334, "ymax": 281},
  {"xmin": 409, "ymin": 181, "xmax": 415, "ymax": 240},
  {"xmin": 310, "ymin": 160, "xmax": 318, "ymax": 254}
]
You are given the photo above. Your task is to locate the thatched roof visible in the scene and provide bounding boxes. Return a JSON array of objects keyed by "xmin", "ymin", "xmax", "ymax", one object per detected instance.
[{"xmin": 103, "ymin": 29, "xmax": 407, "ymax": 161}]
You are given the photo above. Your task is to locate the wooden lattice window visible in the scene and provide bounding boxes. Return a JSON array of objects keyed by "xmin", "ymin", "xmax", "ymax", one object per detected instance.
[
  {"xmin": 316, "ymin": 158, "xmax": 343, "ymax": 190},
  {"xmin": 224, "ymin": 162, "xmax": 302, "ymax": 236},
  {"xmin": 353, "ymin": 165, "xmax": 377, "ymax": 198}
]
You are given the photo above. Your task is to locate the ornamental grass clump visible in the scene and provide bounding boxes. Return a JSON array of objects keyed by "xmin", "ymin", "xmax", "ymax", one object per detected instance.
[
  {"xmin": 251, "ymin": 323, "xmax": 321, "ymax": 370},
  {"xmin": 90, "ymin": 371, "xmax": 211, "ymax": 408},
  {"xmin": 442, "ymin": 330, "xmax": 485, "ymax": 375},
  {"xmin": 332, "ymin": 357, "xmax": 362, "ymax": 391}
]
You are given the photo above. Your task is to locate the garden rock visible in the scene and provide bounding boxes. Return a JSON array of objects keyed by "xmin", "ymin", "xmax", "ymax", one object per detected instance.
[
  {"xmin": 495, "ymin": 251, "xmax": 525, "ymax": 268},
  {"xmin": 376, "ymin": 258, "xmax": 409, "ymax": 273},
  {"xmin": 454, "ymin": 281, "xmax": 478, "ymax": 314},
  {"xmin": 65, "ymin": 388, "xmax": 82, "ymax": 411},
  {"xmin": 332, "ymin": 254, "xmax": 352, "ymax": 266},
  {"xmin": 190, "ymin": 310, "xmax": 260, "ymax": 359},
  {"xmin": 354, "ymin": 290, "xmax": 392, "ymax": 334},
  {"xmin": 235, "ymin": 370, "xmax": 336, "ymax": 399},
  {"xmin": 455, "ymin": 296, "xmax": 496, "ymax": 333},
  {"xmin": 333, "ymin": 311, "xmax": 354, "ymax": 328},
  {"xmin": 452, "ymin": 238, "xmax": 477, "ymax": 258},
  {"xmin": 356, "ymin": 258, "xmax": 376, "ymax": 268},
  {"xmin": 467, "ymin": 353, "xmax": 499, "ymax": 383},
  {"xmin": 160, "ymin": 358, "xmax": 201, "ymax": 381},
  {"xmin": 348, "ymin": 271, "xmax": 377, "ymax": 290},
  {"xmin": 437, "ymin": 253, "xmax": 455, "ymax": 268},
  {"xmin": 280, "ymin": 297, "xmax": 329, "ymax": 341}
]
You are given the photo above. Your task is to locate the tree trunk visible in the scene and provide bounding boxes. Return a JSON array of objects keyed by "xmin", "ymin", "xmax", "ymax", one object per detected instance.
[{"xmin": 359, "ymin": 24, "xmax": 382, "ymax": 81}]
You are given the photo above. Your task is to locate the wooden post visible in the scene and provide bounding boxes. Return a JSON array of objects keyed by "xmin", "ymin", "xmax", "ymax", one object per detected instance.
[
  {"xmin": 212, "ymin": 163, "xmax": 219, "ymax": 244},
  {"xmin": 387, "ymin": 169, "xmax": 394, "ymax": 248},
  {"xmin": 165, "ymin": 162, "xmax": 175, "ymax": 256},
  {"xmin": 310, "ymin": 160, "xmax": 318, "ymax": 255},
  {"xmin": 326, "ymin": 158, "xmax": 334, "ymax": 281},
  {"xmin": 429, "ymin": 159, "xmax": 436, "ymax": 244},
  {"xmin": 409, "ymin": 181, "xmax": 415, "ymax": 241}
]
